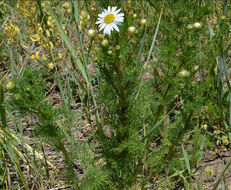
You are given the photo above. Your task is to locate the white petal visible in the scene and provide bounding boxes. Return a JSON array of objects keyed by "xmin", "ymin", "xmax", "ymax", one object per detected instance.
[
  {"xmin": 98, "ymin": 13, "xmax": 104, "ymax": 18},
  {"xmin": 105, "ymin": 25, "xmax": 111, "ymax": 35},
  {"xmin": 114, "ymin": 21, "xmax": 119, "ymax": 25},
  {"xmin": 103, "ymin": 26, "xmax": 108, "ymax": 35},
  {"xmin": 96, "ymin": 18, "xmax": 103, "ymax": 22},
  {"xmin": 99, "ymin": 12, "xmax": 107, "ymax": 18},
  {"xmin": 114, "ymin": 20, "xmax": 123, "ymax": 24},
  {"xmin": 115, "ymin": 15, "xmax": 124, "ymax": 18},
  {"xmin": 109, "ymin": 26, "xmax": 112, "ymax": 35},
  {"xmin": 99, "ymin": 26, "xmax": 104, "ymax": 31},
  {"xmin": 114, "ymin": 21, "xmax": 123, "ymax": 26},
  {"xmin": 109, "ymin": 23, "xmax": 113, "ymax": 29},
  {"xmin": 99, "ymin": 23, "xmax": 106, "ymax": 31},
  {"xmin": 115, "ymin": 13, "xmax": 124, "ymax": 17},
  {"xmin": 112, "ymin": 22, "xmax": 119, "ymax": 32},
  {"xmin": 115, "ymin": 18, "xmax": 124, "ymax": 23},
  {"xmin": 114, "ymin": 9, "xmax": 121, "ymax": 15},
  {"xmin": 108, "ymin": 23, "xmax": 113, "ymax": 30},
  {"xmin": 96, "ymin": 20, "xmax": 103, "ymax": 24},
  {"xmin": 108, "ymin": 6, "xmax": 111, "ymax": 13},
  {"xmin": 112, "ymin": 6, "xmax": 117, "ymax": 13},
  {"xmin": 102, "ymin": 10, "xmax": 108, "ymax": 16},
  {"xmin": 99, "ymin": 22, "xmax": 105, "ymax": 28},
  {"xmin": 115, "ymin": 17, "xmax": 124, "ymax": 22},
  {"xmin": 109, "ymin": 23, "xmax": 114, "ymax": 34}
]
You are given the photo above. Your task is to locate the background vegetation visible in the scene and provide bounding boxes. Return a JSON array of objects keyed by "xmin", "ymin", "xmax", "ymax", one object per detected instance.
[{"xmin": 1, "ymin": 0, "xmax": 231, "ymax": 189}]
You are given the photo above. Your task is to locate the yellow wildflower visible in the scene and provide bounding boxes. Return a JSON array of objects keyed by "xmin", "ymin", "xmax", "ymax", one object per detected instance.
[
  {"xmin": 30, "ymin": 34, "xmax": 40, "ymax": 42},
  {"xmin": 35, "ymin": 51, "xmax": 39, "ymax": 59}
]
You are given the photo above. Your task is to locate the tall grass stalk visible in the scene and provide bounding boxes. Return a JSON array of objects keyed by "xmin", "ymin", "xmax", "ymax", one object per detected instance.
[
  {"xmin": 47, "ymin": 2, "xmax": 103, "ymax": 135},
  {"xmin": 0, "ymin": 83, "xmax": 7, "ymax": 128}
]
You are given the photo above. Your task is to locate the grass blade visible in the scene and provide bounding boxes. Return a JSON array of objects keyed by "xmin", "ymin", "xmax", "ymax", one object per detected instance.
[
  {"xmin": 47, "ymin": 3, "xmax": 89, "ymax": 84},
  {"xmin": 212, "ymin": 156, "xmax": 231, "ymax": 190},
  {"xmin": 143, "ymin": 106, "xmax": 174, "ymax": 140},
  {"xmin": 182, "ymin": 145, "xmax": 191, "ymax": 174},
  {"xmin": 0, "ymin": 84, "xmax": 7, "ymax": 128},
  {"xmin": 134, "ymin": 2, "xmax": 164, "ymax": 100}
]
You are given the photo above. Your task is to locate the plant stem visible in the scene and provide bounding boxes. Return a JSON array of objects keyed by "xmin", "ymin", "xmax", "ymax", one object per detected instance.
[
  {"xmin": 0, "ymin": 84, "xmax": 7, "ymax": 128},
  {"xmin": 212, "ymin": 156, "xmax": 231, "ymax": 190},
  {"xmin": 164, "ymin": 111, "xmax": 194, "ymax": 161}
]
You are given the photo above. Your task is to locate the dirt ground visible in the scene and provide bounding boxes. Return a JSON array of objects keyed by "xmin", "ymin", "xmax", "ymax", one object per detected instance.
[{"xmin": 196, "ymin": 149, "xmax": 231, "ymax": 190}]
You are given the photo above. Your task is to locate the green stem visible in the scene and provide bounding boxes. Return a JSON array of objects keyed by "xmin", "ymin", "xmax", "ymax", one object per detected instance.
[
  {"xmin": 56, "ymin": 138, "xmax": 77, "ymax": 182},
  {"xmin": 164, "ymin": 111, "xmax": 194, "ymax": 161},
  {"xmin": 212, "ymin": 156, "xmax": 231, "ymax": 190},
  {"xmin": 0, "ymin": 84, "xmax": 7, "ymax": 128}
]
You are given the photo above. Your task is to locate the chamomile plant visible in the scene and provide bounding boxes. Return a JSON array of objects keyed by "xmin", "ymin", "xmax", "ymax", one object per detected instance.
[
  {"xmin": 2, "ymin": 0, "xmax": 231, "ymax": 190},
  {"xmin": 96, "ymin": 6, "xmax": 124, "ymax": 35}
]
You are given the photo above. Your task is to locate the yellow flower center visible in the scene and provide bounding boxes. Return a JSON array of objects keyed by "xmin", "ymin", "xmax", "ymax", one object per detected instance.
[{"xmin": 104, "ymin": 14, "xmax": 115, "ymax": 24}]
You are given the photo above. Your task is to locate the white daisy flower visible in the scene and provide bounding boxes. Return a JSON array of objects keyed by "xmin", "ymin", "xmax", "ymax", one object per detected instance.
[{"xmin": 96, "ymin": 6, "xmax": 124, "ymax": 35}]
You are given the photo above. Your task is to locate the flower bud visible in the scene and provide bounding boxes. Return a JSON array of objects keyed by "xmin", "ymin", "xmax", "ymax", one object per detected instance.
[
  {"xmin": 214, "ymin": 130, "xmax": 220, "ymax": 135},
  {"xmin": 48, "ymin": 62, "xmax": 55, "ymax": 70},
  {"xmin": 67, "ymin": 8, "xmax": 71, "ymax": 15},
  {"xmin": 62, "ymin": 2, "xmax": 69, "ymax": 9},
  {"xmin": 14, "ymin": 26, "xmax": 20, "ymax": 34},
  {"xmin": 5, "ymin": 80, "xmax": 15, "ymax": 91},
  {"xmin": 214, "ymin": 65, "xmax": 218, "ymax": 75},
  {"xmin": 178, "ymin": 83, "xmax": 185, "ymax": 89},
  {"xmin": 35, "ymin": 51, "xmax": 39, "ymax": 59},
  {"xmin": 128, "ymin": 26, "xmax": 136, "ymax": 34},
  {"xmin": 222, "ymin": 135, "xmax": 229, "ymax": 145},
  {"xmin": 81, "ymin": 10, "xmax": 88, "ymax": 18},
  {"xmin": 41, "ymin": 54, "xmax": 48, "ymax": 60},
  {"xmin": 14, "ymin": 94, "xmax": 21, "ymax": 101},
  {"xmin": 115, "ymin": 45, "xmax": 120, "ymax": 50},
  {"xmin": 201, "ymin": 124, "xmax": 207, "ymax": 130},
  {"xmin": 57, "ymin": 53, "xmax": 62, "ymax": 60},
  {"xmin": 186, "ymin": 24, "xmax": 193, "ymax": 30},
  {"xmin": 30, "ymin": 34, "xmax": 40, "ymax": 42},
  {"xmin": 41, "ymin": 2, "xmax": 46, "ymax": 7},
  {"xmin": 193, "ymin": 22, "xmax": 202, "ymax": 29},
  {"xmin": 97, "ymin": 34, "xmax": 105, "ymax": 40},
  {"xmin": 221, "ymin": 15, "xmax": 226, "ymax": 20},
  {"xmin": 88, "ymin": 29, "xmax": 96, "ymax": 38},
  {"xmin": 46, "ymin": 30, "xmax": 50, "ymax": 37},
  {"xmin": 187, "ymin": 41, "xmax": 193, "ymax": 47},
  {"xmin": 140, "ymin": 18, "xmax": 147, "ymax": 26},
  {"xmin": 49, "ymin": 42, "xmax": 54, "ymax": 49},
  {"xmin": 107, "ymin": 50, "xmax": 113, "ymax": 55},
  {"xmin": 179, "ymin": 69, "xmax": 190, "ymax": 77},
  {"xmin": 216, "ymin": 140, "xmax": 221, "ymax": 145},
  {"xmin": 194, "ymin": 65, "xmax": 199, "ymax": 71},
  {"xmin": 101, "ymin": 39, "xmax": 108, "ymax": 47},
  {"xmin": 93, "ymin": 57, "xmax": 98, "ymax": 62}
]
